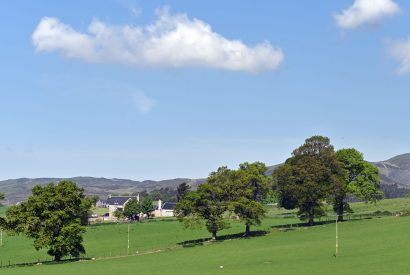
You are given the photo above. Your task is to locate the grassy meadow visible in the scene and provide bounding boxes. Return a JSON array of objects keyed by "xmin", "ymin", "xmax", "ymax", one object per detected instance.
[
  {"xmin": 1, "ymin": 198, "xmax": 410, "ymax": 274},
  {"xmin": 0, "ymin": 206, "xmax": 6, "ymax": 217}
]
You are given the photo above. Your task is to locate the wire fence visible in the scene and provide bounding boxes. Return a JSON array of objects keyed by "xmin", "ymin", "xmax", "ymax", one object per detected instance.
[
  {"xmin": 1, "ymin": 210, "xmax": 409, "ymax": 269},
  {"xmin": 269, "ymin": 209, "xmax": 405, "ymax": 221},
  {"xmin": 0, "ymin": 257, "xmax": 92, "ymax": 269},
  {"xmin": 0, "ymin": 246, "xmax": 180, "ymax": 269}
]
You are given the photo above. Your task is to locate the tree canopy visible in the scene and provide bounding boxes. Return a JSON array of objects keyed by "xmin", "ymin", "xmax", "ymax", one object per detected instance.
[
  {"xmin": 123, "ymin": 198, "xmax": 141, "ymax": 220},
  {"xmin": 5, "ymin": 180, "xmax": 93, "ymax": 261},
  {"xmin": 140, "ymin": 197, "xmax": 155, "ymax": 219},
  {"xmin": 334, "ymin": 148, "xmax": 383, "ymax": 221},
  {"xmin": 176, "ymin": 163, "xmax": 271, "ymax": 238},
  {"xmin": 176, "ymin": 166, "xmax": 234, "ymax": 240},
  {"xmin": 274, "ymin": 136, "xmax": 344, "ymax": 225},
  {"xmin": 231, "ymin": 162, "xmax": 271, "ymax": 235},
  {"xmin": 0, "ymin": 193, "xmax": 5, "ymax": 228},
  {"xmin": 177, "ymin": 182, "xmax": 191, "ymax": 202}
]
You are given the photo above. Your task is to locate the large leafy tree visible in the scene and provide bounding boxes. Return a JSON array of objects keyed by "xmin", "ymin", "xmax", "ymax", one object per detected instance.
[
  {"xmin": 274, "ymin": 136, "xmax": 344, "ymax": 226},
  {"xmin": 177, "ymin": 182, "xmax": 191, "ymax": 202},
  {"xmin": 176, "ymin": 167, "xmax": 233, "ymax": 240},
  {"xmin": 140, "ymin": 197, "xmax": 155, "ymax": 219},
  {"xmin": 123, "ymin": 198, "xmax": 141, "ymax": 220},
  {"xmin": 232, "ymin": 162, "xmax": 271, "ymax": 236},
  {"xmin": 0, "ymin": 193, "xmax": 5, "ymax": 228},
  {"xmin": 114, "ymin": 210, "xmax": 125, "ymax": 221},
  {"xmin": 334, "ymin": 148, "xmax": 383, "ymax": 221},
  {"xmin": 6, "ymin": 180, "xmax": 93, "ymax": 261}
]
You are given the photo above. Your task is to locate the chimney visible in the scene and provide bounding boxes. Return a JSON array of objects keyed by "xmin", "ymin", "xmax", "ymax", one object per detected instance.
[{"xmin": 158, "ymin": 199, "xmax": 162, "ymax": 210}]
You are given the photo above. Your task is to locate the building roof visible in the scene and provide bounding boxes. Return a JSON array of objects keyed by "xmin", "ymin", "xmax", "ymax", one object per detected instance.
[
  {"xmin": 162, "ymin": 202, "xmax": 177, "ymax": 210},
  {"xmin": 106, "ymin": 196, "xmax": 136, "ymax": 206}
]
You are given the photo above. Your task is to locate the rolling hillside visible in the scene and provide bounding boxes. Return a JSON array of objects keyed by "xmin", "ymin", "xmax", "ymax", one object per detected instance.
[
  {"xmin": 1, "ymin": 153, "xmax": 410, "ymax": 204},
  {"xmin": 0, "ymin": 177, "xmax": 205, "ymax": 204},
  {"xmin": 372, "ymin": 153, "xmax": 410, "ymax": 198},
  {"xmin": 372, "ymin": 153, "xmax": 410, "ymax": 187}
]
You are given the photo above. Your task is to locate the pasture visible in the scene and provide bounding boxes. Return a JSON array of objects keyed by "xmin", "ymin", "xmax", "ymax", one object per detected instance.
[
  {"xmin": 1, "ymin": 198, "xmax": 410, "ymax": 274},
  {"xmin": 0, "ymin": 206, "xmax": 6, "ymax": 217}
]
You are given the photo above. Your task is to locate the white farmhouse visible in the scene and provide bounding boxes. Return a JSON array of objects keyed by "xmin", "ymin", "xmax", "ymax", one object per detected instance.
[
  {"xmin": 107, "ymin": 194, "xmax": 139, "ymax": 220},
  {"xmin": 154, "ymin": 200, "xmax": 176, "ymax": 217}
]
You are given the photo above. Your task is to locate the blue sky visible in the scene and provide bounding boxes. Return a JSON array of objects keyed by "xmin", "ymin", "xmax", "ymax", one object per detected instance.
[{"xmin": 1, "ymin": 0, "xmax": 410, "ymax": 180}]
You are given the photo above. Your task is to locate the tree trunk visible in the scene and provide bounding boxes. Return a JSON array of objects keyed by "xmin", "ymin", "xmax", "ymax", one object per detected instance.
[
  {"xmin": 244, "ymin": 223, "xmax": 251, "ymax": 236},
  {"xmin": 308, "ymin": 207, "xmax": 314, "ymax": 226},
  {"xmin": 308, "ymin": 216, "xmax": 314, "ymax": 226},
  {"xmin": 211, "ymin": 230, "xmax": 217, "ymax": 240},
  {"xmin": 337, "ymin": 202, "xmax": 344, "ymax": 222}
]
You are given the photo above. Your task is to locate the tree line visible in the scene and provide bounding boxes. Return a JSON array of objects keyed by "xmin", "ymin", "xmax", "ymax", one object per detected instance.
[
  {"xmin": 0, "ymin": 135, "xmax": 383, "ymax": 260},
  {"xmin": 175, "ymin": 136, "xmax": 383, "ymax": 239}
]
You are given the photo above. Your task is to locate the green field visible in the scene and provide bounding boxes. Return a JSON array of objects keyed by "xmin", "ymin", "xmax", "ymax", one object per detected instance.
[
  {"xmin": 0, "ymin": 206, "xmax": 6, "ymax": 217},
  {"xmin": 91, "ymin": 207, "xmax": 109, "ymax": 215},
  {"xmin": 0, "ymin": 216, "xmax": 298, "ymax": 263},
  {"xmin": 2, "ymin": 198, "xmax": 410, "ymax": 274}
]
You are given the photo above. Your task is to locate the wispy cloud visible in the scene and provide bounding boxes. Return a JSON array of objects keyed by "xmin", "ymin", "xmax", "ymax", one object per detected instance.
[
  {"xmin": 134, "ymin": 92, "xmax": 155, "ymax": 113},
  {"xmin": 334, "ymin": 0, "xmax": 400, "ymax": 29},
  {"xmin": 386, "ymin": 38, "xmax": 410, "ymax": 75},
  {"xmin": 127, "ymin": 0, "xmax": 142, "ymax": 17},
  {"xmin": 32, "ymin": 7, "xmax": 284, "ymax": 73}
]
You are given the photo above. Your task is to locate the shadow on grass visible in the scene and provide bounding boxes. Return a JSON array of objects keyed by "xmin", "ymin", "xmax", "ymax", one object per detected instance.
[
  {"xmin": 271, "ymin": 220, "xmax": 337, "ymax": 230},
  {"xmin": 0, "ymin": 258, "xmax": 92, "ymax": 269},
  {"xmin": 178, "ymin": 230, "xmax": 268, "ymax": 248},
  {"xmin": 271, "ymin": 216, "xmax": 380, "ymax": 230}
]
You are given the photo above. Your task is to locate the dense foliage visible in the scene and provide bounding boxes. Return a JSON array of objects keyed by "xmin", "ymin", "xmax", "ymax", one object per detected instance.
[
  {"xmin": 5, "ymin": 180, "xmax": 93, "ymax": 261},
  {"xmin": 177, "ymin": 182, "xmax": 191, "ymax": 202},
  {"xmin": 140, "ymin": 197, "xmax": 155, "ymax": 219},
  {"xmin": 232, "ymin": 162, "xmax": 271, "ymax": 235},
  {"xmin": 334, "ymin": 148, "xmax": 383, "ymax": 221},
  {"xmin": 273, "ymin": 136, "xmax": 383, "ymax": 225},
  {"xmin": 176, "ymin": 163, "xmax": 271, "ymax": 239},
  {"xmin": 0, "ymin": 192, "xmax": 4, "ymax": 208},
  {"xmin": 123, "ymin": 198, "xmax": 141, "ymax": 220},
  {"xmin": 274, "ymin": 136, "xmax": 345, "ymax": 225},
  {"xmin": 176, "ymin": 167, "xmax": 233, "ymax": 239}
]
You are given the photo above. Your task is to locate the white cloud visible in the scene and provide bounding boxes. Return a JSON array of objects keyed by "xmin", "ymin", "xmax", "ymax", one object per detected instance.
[
  {"xmin": 334, "ymin": 0, "xmax": 400, "ymax": 29},
  {"xmin": 134, "ymin": 92, "xmax": 155, "ymax": 113},
  {"xmin": 387, "ymin": 38, "xmax": 410, "ymax": 75},
  {"xmin": 32, "ymin": 7, "xmax": 284, "ymax": 73},
  {"xmin": 130, "ymin": 5, "xmax": 142, "ymax": 17}
]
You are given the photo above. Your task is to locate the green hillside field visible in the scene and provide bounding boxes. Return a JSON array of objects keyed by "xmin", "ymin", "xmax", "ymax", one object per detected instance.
[
  {"xmin": 0, "ymin": 206, "xmax": 6, "ymax": 217},
  {"xmin": 1, "ymin": 198, "xmax": 410, "ymax": 274}
]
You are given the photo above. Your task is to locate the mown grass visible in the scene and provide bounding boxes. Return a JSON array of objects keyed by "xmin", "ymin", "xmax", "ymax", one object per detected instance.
[
  {"xmin": 90, "ymin": 207, "xmax": 108, "ymax": 215},
  {"xmin": 349, "ymin": 197, "xmax": 410, "ymax": 214},
  {"xmin": 2, "ymin": 216, "xmax": 410, "ymax": 274},
  {"xmin": 2, "ymin": 197, "xmax": 410, "ymax": 274},
  {"xmin": 266, "ymin": 197, "xmax": 410, "ymax": 217},
  {"xmin": 0, "ymin": 215, "xmax": 299, "ymax": 264},
  {"xmin": 0, "ymin": 206, "xmax": 6, "ymax": 217}
]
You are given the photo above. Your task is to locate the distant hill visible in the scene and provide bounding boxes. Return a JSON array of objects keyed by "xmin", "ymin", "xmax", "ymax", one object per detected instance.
[
  {"xmin": 0, "ymin": 177, "xmax": 205, "ymax": 204},
  {"xmin": 372, "ymin": 153, "xmax": 410, "ymax": 186},
  {"xmin": 1, "ymin": 153, "xmax": 410, "ymax": 204},
  {"xmin": 372, "ymin": 154, "xmax": 410, "ymax": 198}
]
